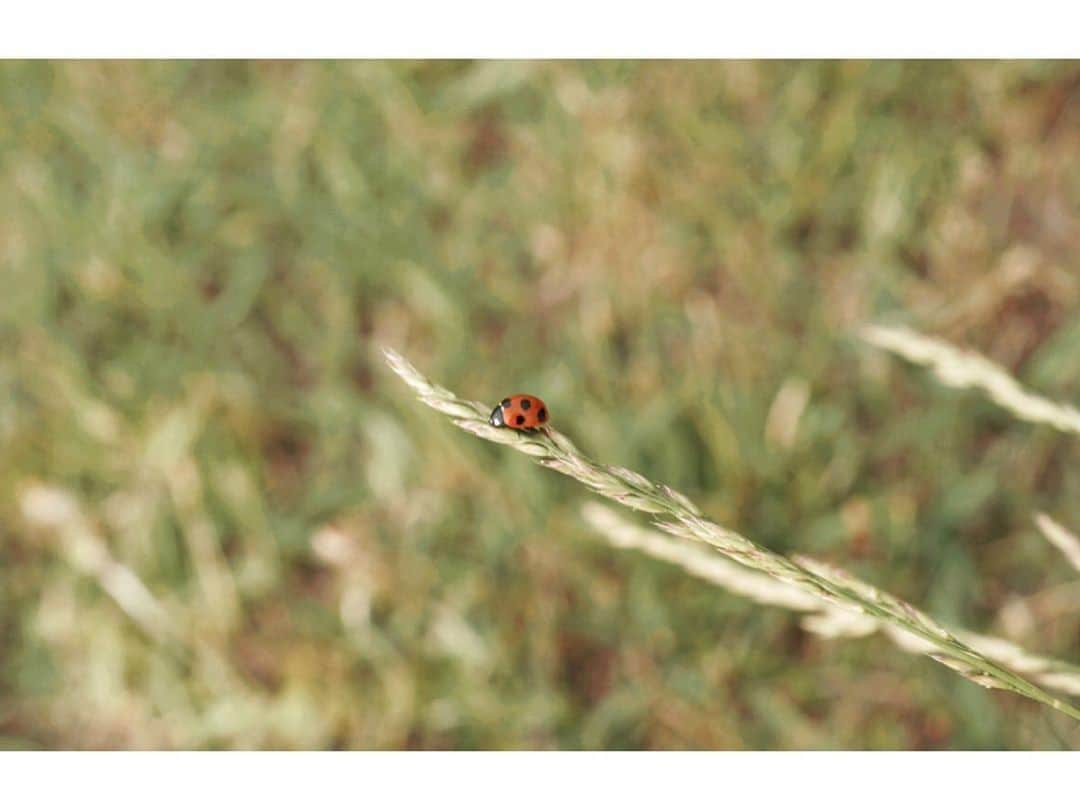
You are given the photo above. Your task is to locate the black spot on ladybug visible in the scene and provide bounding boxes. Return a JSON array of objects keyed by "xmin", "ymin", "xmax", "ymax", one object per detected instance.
[
  {"xmin": 501, "ymin": 398, "xmax": 511, "ymax": 408},
  {"xmin": 515, "ymin": 415, "xmax": 526, "ymax": 426},
  {"xmin": 520, "ymin": 398, "xmax": 531, "ymax": 410},
  {"xmin": 538, "ymin": 407, "xmax": 547, "ymax": 421}
]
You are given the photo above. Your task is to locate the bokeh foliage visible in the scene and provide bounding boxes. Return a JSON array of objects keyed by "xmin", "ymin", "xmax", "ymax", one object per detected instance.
[{"xmin": 1, "ymin": 61, "xmax": 1078, "ymax": 749}]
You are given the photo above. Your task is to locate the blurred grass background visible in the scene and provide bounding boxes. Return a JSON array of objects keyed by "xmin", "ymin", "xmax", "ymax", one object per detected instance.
[{"xmin": 1, "ymin": 61, "xmax": 1078, "ymax": 749}]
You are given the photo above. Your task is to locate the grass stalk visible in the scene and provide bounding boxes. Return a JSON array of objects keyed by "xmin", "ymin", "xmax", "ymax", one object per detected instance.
[
  {"xmin": 1035, "ymin": 513, "xmax": 1080, "ymax": 574},
  {"xmin": 385, "ymin": 347, "xmax": 1080, "ymax": 721},
  {"xmin": 585, "ymin": 502, "xmax": 1080, "ymax": 698},
  {"xmin": 860, "ymin": 323, "xmax": 1080, "ymax": 436}
]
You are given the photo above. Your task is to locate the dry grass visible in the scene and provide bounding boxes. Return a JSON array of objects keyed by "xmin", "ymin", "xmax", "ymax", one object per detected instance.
[
  {"xmin": 1035, "ymin": 513, "xmax": 1080, "ymax": 574},
  {"xmin": 860, "ymin": 324, "xmax": 1080, "ymax": 437},
  {"xmin": 584, "ymin": 503, "xmax": 1080, "ymax": 698},
  {"xmin": 385, "ymin": 347, "xmax": 1080, "ymax": 722}
]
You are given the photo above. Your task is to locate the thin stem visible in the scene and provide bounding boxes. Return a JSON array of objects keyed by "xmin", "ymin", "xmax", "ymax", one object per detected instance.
[{"xmin": 385, "ymin": 347, "xmax": 1080, "ymax": 722}]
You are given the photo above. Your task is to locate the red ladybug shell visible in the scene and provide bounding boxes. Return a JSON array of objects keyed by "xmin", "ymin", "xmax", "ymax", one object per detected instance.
[{"xmin": 489, "ymin": 394, "xmax": 548, "ymax": 430}]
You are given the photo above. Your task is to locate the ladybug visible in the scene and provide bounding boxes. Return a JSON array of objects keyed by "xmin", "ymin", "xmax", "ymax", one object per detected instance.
[{"xmin": 489, "ymin": 394, "xmax": 549, "ymax": 431}]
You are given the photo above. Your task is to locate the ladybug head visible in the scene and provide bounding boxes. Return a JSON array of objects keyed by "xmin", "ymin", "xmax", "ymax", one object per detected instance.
[{"xmin": 488, "ymin": 403, "xmax": 505, "ymax": 427}]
